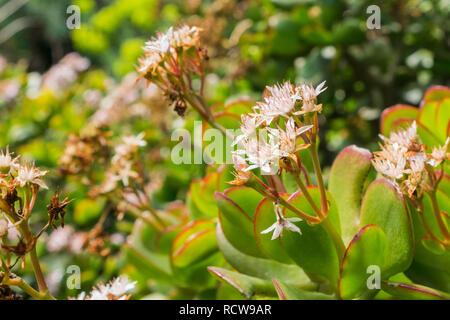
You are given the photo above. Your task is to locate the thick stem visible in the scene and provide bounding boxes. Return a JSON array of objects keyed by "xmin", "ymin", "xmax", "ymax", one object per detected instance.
[
  {"xmin": 320, "ymin": 216, "xmax": 346, "ymax": 262},
  {"xmin": 428, "ymin": 191, "xmax": 450, "ymax": 241},
  {"xmin": 309, "ymin": 143, "xmax": 328, "ymax": 216},
  {"xmin": 20, "ymin": 223, "xmax": 49, "ymax": 293},
  {"xmin": 29, "ymin": 247, "xmax": 48, "ymax": 293},
  {"xmin": 3, "ymin": 275, "xmax": 55, "ymax": 300}
]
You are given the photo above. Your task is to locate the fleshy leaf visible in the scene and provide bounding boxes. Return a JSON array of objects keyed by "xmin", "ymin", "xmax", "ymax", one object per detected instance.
[
  {"xmin": 360, "ymin": 179, "xmax": 413, "ymax": 277},
  {"xmin": 216, "ymin": 222, "xmax": 310, "ymax": 286},
  {"xmin": 280, "ymin": 188, "xmax": 341, "ymax": 286},
  {"xmin": 421, "ymin": 236, "xmax": 446, "ymax": 255},
  {"xmin": 254, "ymin": 196, "xmax": 293, "ymax": 263},
  {"xmin": 189, "ymin": 176, "xmax": 219, "ymax": 218},
  {"xmin": 170, "ymin": 219, "xmax": 218, "ymax": 268},
  {"xmin": 404, "ymin": 260, "xmax": 450, "ymax": 293},
  {"xmin": 408, "ymin": 202, "xmax": 450, "ymax": 275},
  {"xmin": 171, "ymin": 228, "xmax": 218, "ymax": 268},
  {"xmin": 215, "ymin": 189, "xmax": 265, "ymax": 257},
  {"xmin": 423, "ymin": 85, "xmax": 450, "ymax": 102},
  {"xmin": 339, "ymin": 225, "xmax": 387, "ymax": 300},
  {"xmin": 380, "ymin": 104, "xmax": 419, "ymax": 137},
  {"xmin": 381, "ymin": 281, "xmax": 450, "ymax": 300},
  {"xmin": 208, "ymin": 266, "xmax": 276, "ymax": 299},
  {"xmin": 435, "ymin": 98, "xmax": 450, "ymax": 141},
  {"xmin": 328, "ymin": 145, "xmax": 373, "ymax": 245},
  {"xmin": 272, "ymin": 279, "xmax": 334, "ymax": 300}
]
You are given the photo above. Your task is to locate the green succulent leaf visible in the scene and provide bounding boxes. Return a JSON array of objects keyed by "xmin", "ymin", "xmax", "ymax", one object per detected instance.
[
  {"xmin": 208, "ymin": 266, "xmax": 277, "ymax": 299},
  {"xmin": 329, "ymin": 145, "xmax": 373, "ymax": 245},
  {"xmin": 189, "ymin": 176, "xmax": 219, "ymax": 218},
  {"xmin": 381, "ymin": 281, "xmax": 450, "ymax": 300},
  {"xmin": 435, "ymin": 98, "xmax": 450, "ymax": 140},
  {"xmin": 360, "ymin": 179, "xmax": 413, "ymax": 277},
  {"xmin": 280, "ymin": 188, "xmax": 341, "ymax": 286},
  {"xmin": 254, "ymin": 196, "xmax": 293, "ymax": 263},
  {"xmin": 216, "ymin": 222, "xmax": 310, "ymax": 286},
  {"xmin": 272, "ymin": 279, "xmax": 334, "ymax": 300},
  {"xmin": 380, "ymin": 104, "xmax": 419, "ymax": 137},
  {"xmin": 408, "ymin": 202, "xmax": 450, "ymax": 276},
  {"xmin": 423, "ymin": 85, "xmax": 450, "ymax": 102},
  {"xmin": 215, "ymin": 187, "xmax": 265, "ymax": 257},
  {"xmin": 421, "ymin": 236, "xmax": 446, "ymax": 255},
  {"xmin": 339, "ymin": 225, "xmax": 387, "ymax": 300},
  {"xmin": 170, "ymin": 219, "xmax": 218, "ymax": 268},
  {"xmin": 125, "ymin": 245, "xmax": 174, "ymax": 284},
  {"xmin": 404, "ymin": 260, "xmax": 450, "ymax": 293}
]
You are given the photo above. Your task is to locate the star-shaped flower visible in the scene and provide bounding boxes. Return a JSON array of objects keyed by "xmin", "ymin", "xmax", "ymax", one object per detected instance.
[{"xmin": 260, "ymin": 202, "xmax": 302, "ymax": 240}]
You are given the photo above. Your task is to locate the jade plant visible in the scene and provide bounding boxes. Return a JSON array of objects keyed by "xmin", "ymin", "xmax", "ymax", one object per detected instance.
[
  {"xmin": 133, "ymin": 25, "xmax": 450, "ymax": 300},
  {"xmin": 207, "ymin": 85, "xmax": 450, "ymax": 300}
]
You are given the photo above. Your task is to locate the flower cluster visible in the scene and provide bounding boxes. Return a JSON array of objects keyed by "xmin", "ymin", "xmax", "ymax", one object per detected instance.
[
  {"xmin": 76, "ymin": 275, "xmax": 136, "ymax": 300},
  {"xmin": 230, "ymin": 80, "xmax": 326, "ymax": 181},
  {"xmin": 137, "ymin": 25, "xmax": 207, "ymax": 116},
  {"xmin": 95, "ymin": 133, "xmax": 146, "ymax": 195},
  {"xmin": 229, "ymin": 81, "xmax": 327, "ymax": 241},
  {"xmin": 59, "ymin": 129, "xmax": 110, "ymax": 176},
  {"xmin": 41, "ymin": 53, "xmax": 90, "ymax": 95},
  {"xmin": 0, "ymin": 148, "xmax": 49, "ymax": 202},
  {"xmin": 372, "ymin": 122, "xmax": 449, "ymax": 198}
]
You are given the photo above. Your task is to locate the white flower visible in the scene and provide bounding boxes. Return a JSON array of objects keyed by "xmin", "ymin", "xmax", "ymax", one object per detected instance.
[
  {"xmin": 16, "ymin": 163, "xmax": 48, "ymax": 189},
  {"xmin": 171, "ymin": 25, "xmax": 201, "ymax": 48},
  {"xmin": 372, "ymin": 157, "xmax": 406, "ymax": 180},
  {"xmin": 372, "ymin": 122, "xmax": 432, "ymax": 198},
  {"xmin": 83, "ymin": 276, "xmax": 137, "ymax": 300},
  {"xmin": 294, "ymin": 81, "xmax": 327, "ymax": 115},
  {"xmin": 260, "ymin": 202, "xmax": 302, "ymax": 240},
  {"xmin": 137, "ymin": 52, "xmax": 163, "ymax": 74},
  {"xmin": 235, "ymin": 133, "xmax": 280, "ymax": 175},
  {"xmin": 427, "ymin": 137, "xmax": 449, "ymax": 167},
  {"xmin": 108, "ymin": 276, "xmax": 137, "ymax": 296},
  {"xmin": 228, "ymin": 155, "xmax": 251, "ymax": 186},
  {"xmin": 232, "ymin": 114, "xmax": 260, "ymax": 147},
  {"xmin": 112, "ymin": 161, "xmax": 139, "ymax": 186},
  {"xmin": 122, "ymin": 132, "xmax": 147, "ymax": 149},
  {"xmin": 268, "ymin": 117, "xmax": 312, "ymax": 156},
  {"xmin": 252, "ymin": 82, "xmax": 298, "ymax": 125},
  {"xmin": 0, "ymin": 147, "xmax": 19, "ymax": 174},
  {"xmin": 382, "ymin": 121, "xmax": 419, "ymax": 149},
  {"xmin": 144, "ymin": 27, "xmax": 173, "ymax": 54}
]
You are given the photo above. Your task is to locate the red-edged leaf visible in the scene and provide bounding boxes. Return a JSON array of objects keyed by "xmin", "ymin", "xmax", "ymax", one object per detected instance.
[{"xmin": 380, "ymin": 104, "xmax": 419, "ymax": 136}]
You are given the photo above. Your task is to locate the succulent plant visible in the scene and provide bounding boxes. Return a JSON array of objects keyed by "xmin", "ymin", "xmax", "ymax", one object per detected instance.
[{"xmin": 206, "ymin": 86, "xmax": 450, "ymax": 300}]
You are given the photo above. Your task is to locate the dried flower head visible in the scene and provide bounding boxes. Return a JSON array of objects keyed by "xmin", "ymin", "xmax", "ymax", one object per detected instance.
[{"xmin": 47, "ymin": 191, "xmax": 74, "ymax": 228}]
